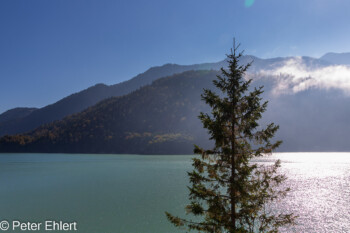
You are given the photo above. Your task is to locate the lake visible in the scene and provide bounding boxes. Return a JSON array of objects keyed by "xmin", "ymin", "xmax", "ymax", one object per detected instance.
[{"xmin": 0, "ymin": 153, "xmax": 349, "ymax": 233}]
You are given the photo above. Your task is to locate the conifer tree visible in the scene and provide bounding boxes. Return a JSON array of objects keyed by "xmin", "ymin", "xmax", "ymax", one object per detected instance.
[{"xmin": 166, "ymin": 41, "xmax": 296, "ymax": 232}]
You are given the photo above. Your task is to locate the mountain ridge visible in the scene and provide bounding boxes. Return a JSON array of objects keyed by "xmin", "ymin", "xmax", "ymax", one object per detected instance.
[
  {"xmin": 320, "ymin": 52, "xmax": 350, "ymax": 65},
  {"xmin": 0, "ymin": 107, "xmax": 37, "ymax": 124},
  {"xmin": 2, "ymin": 68, "xmax": 350, "ymax": 154},
  {"xmin": 0, "ymin": 54, "xmax": 340, "ymax": 138},
  {"xmin": 0, "ymin": 59, "xmax": 228, "ymax": 136}
]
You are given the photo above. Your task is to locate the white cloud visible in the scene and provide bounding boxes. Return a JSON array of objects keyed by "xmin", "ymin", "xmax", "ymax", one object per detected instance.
[{"xmin": 257, "ymin": 57, "xmax": 350, "ymax": 95}]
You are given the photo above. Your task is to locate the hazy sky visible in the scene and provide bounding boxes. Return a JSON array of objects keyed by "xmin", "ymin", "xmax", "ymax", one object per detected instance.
[{"xmin": 1, "ymin": 0, "xmax": 350, "ymax": 113}]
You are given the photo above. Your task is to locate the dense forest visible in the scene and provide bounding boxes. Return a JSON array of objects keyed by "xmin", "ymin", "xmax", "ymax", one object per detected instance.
[
  {"xmin": 2, "ymin": 54, "xmax": 350, "ymax": 154},
  {"xmin": 0, "ymin": 60, "xmax": 227, "ymax": 137},
  {"xmin": 0, "ymin": 70, "xmax": 217, "ymax": 154},
  {"xmin": 0, "ymin": 54, "xmax": 329, "ymax": 137}
]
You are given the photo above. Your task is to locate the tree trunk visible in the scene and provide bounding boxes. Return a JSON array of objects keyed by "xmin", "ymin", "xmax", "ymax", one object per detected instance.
[{"xmin": 231, "ymin": 109, "xmax": 236, "ymax": 232}]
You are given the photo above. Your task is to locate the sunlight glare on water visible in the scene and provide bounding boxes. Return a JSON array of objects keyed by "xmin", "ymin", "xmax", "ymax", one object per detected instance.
[
  {"xmin": 0, "ymin": 153, "xmax": 349, "ymax": 232},
  {"xmin": 256, "ymin": 153, "xmax": 350, "ymax": 233}
]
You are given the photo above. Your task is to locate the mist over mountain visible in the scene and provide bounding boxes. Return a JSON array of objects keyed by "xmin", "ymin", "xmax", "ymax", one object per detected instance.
[
  {"xmin": 2, "ymin": 62, "xmax": 350, "ymax": 153},
  {"xmin": 0, "ymin": 54, "xmax": 335, "ymax": 138},
  {"xmin": 1, "ymin": 53, "xmax": 350, "ymax": 153}
]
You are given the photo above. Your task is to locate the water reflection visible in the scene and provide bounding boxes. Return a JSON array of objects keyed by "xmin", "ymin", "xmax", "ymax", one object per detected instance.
[
  {"xmin": 0, "ymin": 153, "xmax": 349, "ymax": 232},
  {"xmin": 260, "ymin": 153, "xmax": 350, "ymax": 232}
]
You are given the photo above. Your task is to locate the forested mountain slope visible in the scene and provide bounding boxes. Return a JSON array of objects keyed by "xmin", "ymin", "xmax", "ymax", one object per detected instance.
[
  {"xmin": 2, "ymin": 67, "xmax": 350, "ymax": 154},
  {"xmin": 0, "ymin": 107, "xmax": 37, "ymax": 124},
  {"xmin": 0, "ymin": 70, "xmax": 217, "ymax": 154},
  {"xmin": 0, "ymin": 55, "xmax": 330, "ymax": 137},
  {"xmin": 0, "ymin": 60, "xmax": 226, "ymax": 136}
]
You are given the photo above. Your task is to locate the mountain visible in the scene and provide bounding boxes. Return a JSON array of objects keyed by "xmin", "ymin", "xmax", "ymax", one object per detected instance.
[
  {"xmin": 0, "ymin": 107, "xmax": 37, "ymax": 124},
  {"xmin": 263, "ymin": 88, "xmax": 350, "ymax": 152},
  {"xmin": 0, "ymin": 55, "xmax": 330, "ymax": 137},
  {"xmin": 2, "ymin": 68, "xmax": 350, "ymax": 154},
  {"xmin": 0, "ymin": 84, "xmax": 114, "ymax": 136},
  {"xmin": 0, "ymin": 60, "xmax": 228, "ymax": 137},
  {"xmin": 0, "ymin": 70, "xmax": 217, "ymax": 154},
  {"xmin": 320, "ymin": 52, "xmax": 350, "ymax": 65}
]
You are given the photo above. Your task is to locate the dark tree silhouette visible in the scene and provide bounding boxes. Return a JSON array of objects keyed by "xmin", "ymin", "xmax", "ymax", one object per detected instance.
[{"xmin": 166, "ymin": 40, "xmax": 296, "ymax": 232}]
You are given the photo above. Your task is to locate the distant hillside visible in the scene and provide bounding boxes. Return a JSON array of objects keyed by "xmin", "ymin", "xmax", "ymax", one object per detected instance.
[
  {"xmin": 2, "ymin": 69, "xmax": 350, "ymax": 154},
  {"xmin": 0, "ymin": 70, "xmax": 217, "ymax": 154},
  {"xmin": 0, "ymin": 55, "xmax": 331, "ymax": 137},
  {"xmin": 0, "ymin": 107, "xmax": 37, "ymax": 124},
  {"xmin": 320, "ymin": 52, "xmax": 350, "ymax": 65},
  {"xmin": 0, "ymin": 60, "xmax": 228, "ymax": 137}
]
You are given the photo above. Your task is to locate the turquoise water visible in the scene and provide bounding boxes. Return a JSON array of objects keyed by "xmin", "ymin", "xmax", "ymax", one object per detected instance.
[{"xmin": 0, "ymin": 153, "xmax": 349, "ymax": 233}]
